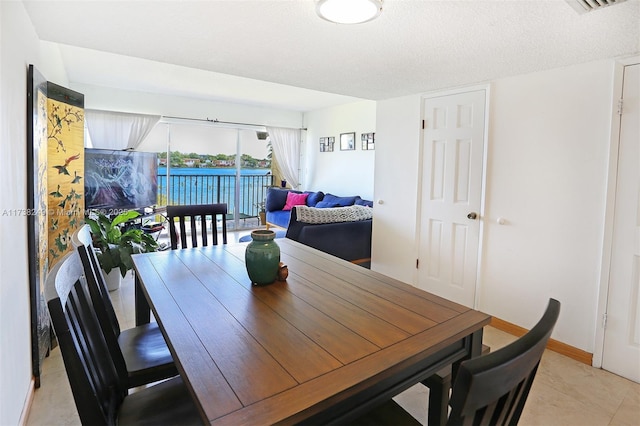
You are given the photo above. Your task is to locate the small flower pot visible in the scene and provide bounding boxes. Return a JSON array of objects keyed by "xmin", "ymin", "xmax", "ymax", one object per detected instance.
[{"xmin": 103, "ymin": 268, "xmax": 122, "ymax": 292}]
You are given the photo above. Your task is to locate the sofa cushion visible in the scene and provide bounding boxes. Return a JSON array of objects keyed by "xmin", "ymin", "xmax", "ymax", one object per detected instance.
[
  {"xmin": 265, "ymin": 210, "xmax": 292, "ymax": 228},
  {"xmin": 266, "ymin": 188, "xmax": 300, "ymax": 211},
  {"xmin": 286, "ymin": 207, "xmax": 372, "ymax": 262},
  {"xmin": 315, "ymin": 193, "xmax": 359, "ymax": 208},
  {"xmin": 304, "ymin": 191, "xmax": 324, "ymax": 207},
  {"xmin": 355, "ymin": 198, "xmax": 374, "ymax": 207},
  {"xmin": 314, "ymin": 201, "xmax": 339, "ymax": 208},
  {"xmin": 283, "ymin": 192, "xmax": 309, "ymax": 211}
]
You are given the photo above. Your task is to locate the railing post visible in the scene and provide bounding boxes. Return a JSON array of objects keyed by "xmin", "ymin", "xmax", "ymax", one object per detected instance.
[{"xmin": 216, "ymin": 175, "xmax": 221, "ymax": 204}]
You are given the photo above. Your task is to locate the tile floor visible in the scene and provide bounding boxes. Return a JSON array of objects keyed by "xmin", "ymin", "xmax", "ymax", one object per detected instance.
[{"xmin": 26, "ymin": 244, "xmax": 640, "ymax": 425}]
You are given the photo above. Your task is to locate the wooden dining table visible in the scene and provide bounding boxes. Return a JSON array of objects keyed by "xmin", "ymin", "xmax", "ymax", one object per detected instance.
[{"xmin": 132, "ymin": 238, "xmax": 491, "ymax": 425}]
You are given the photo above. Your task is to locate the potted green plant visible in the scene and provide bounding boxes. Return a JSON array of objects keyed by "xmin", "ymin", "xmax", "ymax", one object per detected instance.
[
  {"xmin": 256, "ymin": 200, "xmax": 266, "ymax": 226},
  {"xmin": 85, "ymin": 210, "xmax": 158, "ymax": 290}
]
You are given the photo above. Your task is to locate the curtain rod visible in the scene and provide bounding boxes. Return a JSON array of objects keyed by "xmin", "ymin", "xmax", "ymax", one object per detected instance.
[{"xmin": 161, "ymin": 115, "xmax": 307, "ymax": 131}]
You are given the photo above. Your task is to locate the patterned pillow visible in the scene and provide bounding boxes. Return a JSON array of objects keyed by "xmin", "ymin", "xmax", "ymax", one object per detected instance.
[{"xmin": 294, "ymin": 205, "xmax": 373, "ymax": 224}]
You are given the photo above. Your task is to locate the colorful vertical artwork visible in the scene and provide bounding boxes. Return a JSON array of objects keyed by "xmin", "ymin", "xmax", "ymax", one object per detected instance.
[
  {"xmin": 27, "ymin": 68, "xmax": 85, "ymax": 386},
  {"xmin": 46, "ymin": 87, "xmax": 85, "ymax": 265}
]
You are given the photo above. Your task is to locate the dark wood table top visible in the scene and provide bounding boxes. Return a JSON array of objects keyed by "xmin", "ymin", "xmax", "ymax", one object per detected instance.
[{"xmin": 132, "ymin": 238, "xmax": 490, "ymax": 425}]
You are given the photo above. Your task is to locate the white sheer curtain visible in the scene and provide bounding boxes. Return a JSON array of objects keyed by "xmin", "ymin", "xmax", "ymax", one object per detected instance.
[
  {"xmin": 267, "ymin": 127, "xmax": 301, "ymax": 189},
  {"xmin": 85, "ymin": 110, "xmax": 160, "ymax": 150}
]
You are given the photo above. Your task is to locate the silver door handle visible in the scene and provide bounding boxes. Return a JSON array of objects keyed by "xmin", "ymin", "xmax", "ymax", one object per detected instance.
[{"xmin": 467, "ymin": 212, "xmax": 478, "ymax": 220}]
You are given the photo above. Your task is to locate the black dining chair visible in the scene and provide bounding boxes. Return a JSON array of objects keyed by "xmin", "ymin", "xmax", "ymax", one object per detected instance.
[
  {"xmin": 72, "ymin": 225, "xmax": 178, "ymax": 388},
  {"xmin": 166, "ymin": 203, "xmax": 228, "ymax": 249},
  {"xmin": 446, "ymin": 298, "xmax": 560, "ymax": 425},
  {"xmin": 356, "ymin": 298, "xmax": 560, "ymax": 426},
  {"xmin": 421, "ymin": 343, "xmax": 491, "ymax": 426},
  {"xmin": 45, "ymin": 251, "xmax": 202, "ymax": 426}
]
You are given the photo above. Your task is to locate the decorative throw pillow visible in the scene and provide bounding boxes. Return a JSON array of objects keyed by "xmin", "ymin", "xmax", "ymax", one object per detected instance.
[
  {"xmin": 317, "ymin": 193, "xmax": 359, "ymax": 207},
  {"xmin": 315, "ymin": 201, "xmax": 340, "ymax": 208},
  {"xmin": 355, "ymin": 198, "xmax": 374, "ymax": 207},
  {"xmin": 266, "ymin": 188, "xmax": 298, "ymax": 211},
  {"xmin": 305, "ymin": 191, "xmax": 325, "ymax": 207},
  {"xmin": 283, "ymin": 192, "xmax": 309, "ymax": 211}
]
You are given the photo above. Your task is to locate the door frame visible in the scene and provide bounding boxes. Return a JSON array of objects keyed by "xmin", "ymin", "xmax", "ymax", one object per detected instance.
[
  {"xmin": 414, "ymin": 84, "xmax": 491, "ymax": 309},
  {"xmin": 594, "ymin": 55, "xmax": 640, "ymax": 368}
]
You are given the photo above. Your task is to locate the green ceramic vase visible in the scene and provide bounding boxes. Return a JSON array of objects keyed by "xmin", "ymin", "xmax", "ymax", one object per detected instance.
[{"xmin": 245, "ymin": 230, "xmax": 280, "ymax": 285}]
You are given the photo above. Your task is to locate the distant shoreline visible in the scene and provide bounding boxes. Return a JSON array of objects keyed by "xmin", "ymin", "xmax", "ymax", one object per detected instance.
[{"xmin": 157, "ymin": 167, "xmax": 270, "ymax": 176}]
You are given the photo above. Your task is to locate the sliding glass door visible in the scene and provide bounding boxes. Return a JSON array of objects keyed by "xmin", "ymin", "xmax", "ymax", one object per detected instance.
[{"xmin": 138, "ymin": 122, "xmax": 273, "ymax": 230}]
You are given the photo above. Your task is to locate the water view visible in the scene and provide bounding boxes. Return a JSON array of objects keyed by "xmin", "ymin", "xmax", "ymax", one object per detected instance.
[{"xmin": 157, "ymin": 167, "xmax": 273, "ymax": 218}]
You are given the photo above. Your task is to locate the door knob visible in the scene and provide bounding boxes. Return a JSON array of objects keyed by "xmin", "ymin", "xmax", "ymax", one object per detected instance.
[{"xmin": 467, "ymin": 212, "xmax": 478, "ymax": 220}]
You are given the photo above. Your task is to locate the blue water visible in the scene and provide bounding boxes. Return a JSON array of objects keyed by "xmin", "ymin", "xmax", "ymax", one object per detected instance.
[{"xmin": 157, "ymin": 167, "xmax": 272, "ymax": 215}]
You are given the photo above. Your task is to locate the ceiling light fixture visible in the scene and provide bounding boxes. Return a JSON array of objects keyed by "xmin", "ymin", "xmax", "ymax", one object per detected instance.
[{"xmin": 316, "ymin": 0, "xmax": 383, "ymax": 24}]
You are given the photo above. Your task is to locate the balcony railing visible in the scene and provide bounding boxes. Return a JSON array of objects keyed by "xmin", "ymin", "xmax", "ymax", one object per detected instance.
[{"xmin": 157, "ymin": 173, "xmax": 274, "ymax": 221}]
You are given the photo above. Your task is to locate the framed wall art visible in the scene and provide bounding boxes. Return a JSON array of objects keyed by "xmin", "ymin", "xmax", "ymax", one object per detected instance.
[
  {"xmin": 319, "ymin": 136, "xmax": 334, "ymax": 152},
  {"xmin": 27, "ymin": 64, "xmax": 85, "ymax": 386},
  {"xmin": 340, "ymin": 132, "xmax": 355, "ymax": 151},
  {"xmin": 361, "ymin": 132, "xmax": 375, "ymax": 150}
]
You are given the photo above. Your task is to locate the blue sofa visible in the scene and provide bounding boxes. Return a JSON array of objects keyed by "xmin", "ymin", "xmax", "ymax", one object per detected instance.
[
  {"xmin": 285, "ymin": 206, "xmax": 372, "ymax": 264},
  {"xmin": 265, "ymin": 187, "xmax": 372, "ymax": 229}
]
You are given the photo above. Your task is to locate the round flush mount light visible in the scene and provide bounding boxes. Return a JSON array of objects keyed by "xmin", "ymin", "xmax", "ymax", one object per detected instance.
[{"xmin": 316, "ymin": 0, "xmax": 383, "ymax": 24}]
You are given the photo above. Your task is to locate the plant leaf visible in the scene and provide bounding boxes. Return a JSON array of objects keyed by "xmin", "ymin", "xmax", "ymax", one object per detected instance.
[{"xmin": 112, "ymin": 210, "xmax": 140, "ymax": 227}]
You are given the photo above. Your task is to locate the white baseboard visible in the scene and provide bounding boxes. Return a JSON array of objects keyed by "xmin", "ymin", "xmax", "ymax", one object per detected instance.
[{"xmin": 19, "ymin": 378, "xmax": 35, "ymax": 426}]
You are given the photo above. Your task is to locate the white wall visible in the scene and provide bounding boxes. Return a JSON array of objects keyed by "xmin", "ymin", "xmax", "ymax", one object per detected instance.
[
  {"xmin": 302, "ymin": 101, "xmax": 376, "ymax": 200},
  {"xmin": 0, "ymin": 3, "xmax": 68, "ymax": 424},
  {"xmin": 372, "ymin": 60, "xmax": 617, "ymax": 353},
  {"xmin": 480, "ymin": 61, "xmax": 614, "ymax": 352}
]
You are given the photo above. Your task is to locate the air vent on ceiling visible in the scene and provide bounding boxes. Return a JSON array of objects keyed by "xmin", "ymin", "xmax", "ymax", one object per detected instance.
[{"xmin": 566, "ymin": 0, "xmax": 627, "ymax": 13}]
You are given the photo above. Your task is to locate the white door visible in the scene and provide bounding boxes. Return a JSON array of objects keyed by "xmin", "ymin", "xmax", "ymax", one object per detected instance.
[
  {"xmin": 602, "ymin": 63, "xmax": 640, "ymax": 383},
  {"xmin": 417, "ymin": 90, "xmax": 486, "ymax": 307}
]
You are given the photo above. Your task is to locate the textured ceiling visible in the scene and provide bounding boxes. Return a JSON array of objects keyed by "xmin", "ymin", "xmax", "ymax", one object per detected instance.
[{"xmin": 23, "ymin": 0, "xmax": 640, "ymax": 111}]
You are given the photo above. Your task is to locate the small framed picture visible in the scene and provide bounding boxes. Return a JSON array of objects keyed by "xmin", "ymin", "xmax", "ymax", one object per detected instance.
[
  {"xmin": 340, "ymin": 132, "xmax": 355, "ymax": 151},
  {"xmin": 319, "ymin": 137, "xmax": 334, "ymax": 152},
  {"xmin": 361, "ymin": 132, "xmax": 375, "ymax": 150}
]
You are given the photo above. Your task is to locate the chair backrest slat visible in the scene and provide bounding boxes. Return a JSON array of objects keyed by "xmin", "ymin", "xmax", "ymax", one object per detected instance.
[
  {"xmin": 199, "ymin": 214, "xmax": 208, "ymax": 246},
  {"xmin": 71, "ymin": 225, "xmax": 130, "ymax": 388},
  {"xmin": 72, "ymin": 225, "xmax": 132, "ymax": 390},
  {"xmin": 166, "ymin": 203, "xmax": 228, "ymax": 250},
  {"xmin": 72, "ymin": 225, "xmax": 121, "ymax": 337},
  {"xmin": 447, "ymin": 298, "xmax": 560, "ymax": 426},
  {"xmin": 45, "ymin": 252, "xmax": 127, "ymax": 425}
]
